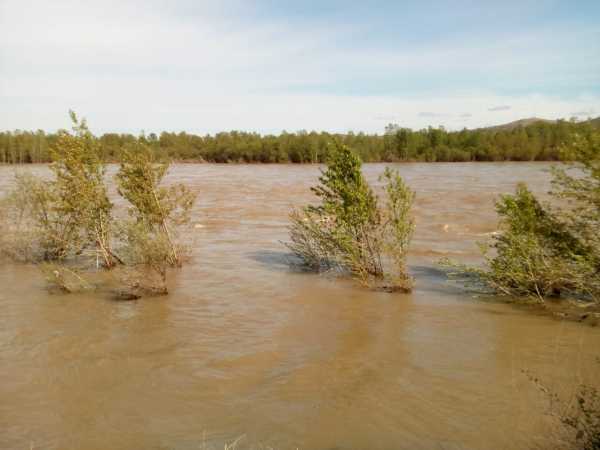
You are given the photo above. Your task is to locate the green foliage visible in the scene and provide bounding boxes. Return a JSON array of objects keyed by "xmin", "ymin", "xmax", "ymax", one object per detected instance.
[
  {"xmin": 0, "ymin": 174, "xmax": 63, "ymax": 261},
  {"xmin": 49, "ymin": 111, "xmax": 117, "ymax": 267},
  {"xmin": 445, "ymin": 132, "xmax": 600, "ymax": 303},
  {"xmin": 287, "ymin": 141, "xmax": 414, "ymax": 291},
  {"xmin": 114, "ymin": 221, "xmax": 173, "ymax": 296},
  {"xmin": 1, "ymin": 118, "xmax": 598, "ymax": 164},
  {"xmin": 0, "ymin": 112, "xmax": 119, "ymax": 266},
  {"xmin": 552, "ymin": 132, "xmax": 600, "ymax": 272},
  {"xmin": 116, "ymin": 143, "xmax": 196, "ymax": 268},
  {"xmin": 380, "ymin": 167, "xmax": 415, "ymax": 286},
  {"xmin": 310, "ymin": 142, "xmax": 379, "ymax": 228},
  {"xmin": 287, "ymin": 209, "xmax": 341, "ymax": 272},
  {"xmin": 0, "ymin": 112, "xmax": 197, "ymax": 297}
]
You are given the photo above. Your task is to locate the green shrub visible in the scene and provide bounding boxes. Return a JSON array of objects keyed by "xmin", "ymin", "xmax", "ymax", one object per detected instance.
[
  {"xmin": 444, "ymin": 131, "xmax": 600, "ymax": 303},
  {"xmin": 115, "ymin": 143, "xmax": 196, "ymax": 294},
  {"xmin": 116, "ymin": 143, "xmax": 196, "ymax": 268},
  {"xmin": 0, "ymin": 173, "xmax": 68, "ymax": 262},
  {"xmin": 0, "ymin": 113, "xmax": 196, "ymax": 297},
  {"xmin": 551, "ymin": 132, "xmax": 600, "ymax": 274},
  {"xmin": 286, "ymin": 141, "xmax": 414, "ymax": 291},
  {"xmin": 49, "ymin": 111, "xmax": 118, "ymax": 267}
]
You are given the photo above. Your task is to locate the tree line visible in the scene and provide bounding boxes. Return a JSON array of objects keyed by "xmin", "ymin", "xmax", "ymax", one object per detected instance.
[{"xmin": 1, "ymin": 118, "xmax": 598, "ymax": 165}]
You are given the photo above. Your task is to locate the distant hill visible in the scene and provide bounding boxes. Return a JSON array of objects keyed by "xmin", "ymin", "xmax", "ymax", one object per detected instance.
[
  {"xmin": 483, "ymin": 117, "xmax": 555, "ymax": 131},
  {"xmin": 483, "ymin": 116, "xmax": 600, "ymax": 131},
  {"xmin": 589, "ymin": 116, "xmax": 600, "ymax": 127}
]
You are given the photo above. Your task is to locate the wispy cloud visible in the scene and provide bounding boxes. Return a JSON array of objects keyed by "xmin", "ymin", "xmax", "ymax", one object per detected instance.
[
  {"xmin": 0, "ymin": 0, "xmax": 599, "ymax": 133},
  {"xmin": 418, "ymin": 112, "xmax": 450, "ymax": 118}
]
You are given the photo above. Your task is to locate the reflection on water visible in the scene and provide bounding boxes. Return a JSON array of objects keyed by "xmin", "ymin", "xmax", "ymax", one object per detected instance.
[{"xmin": 1, "ymin": 163, "xmax": 599, "ymax": 450}]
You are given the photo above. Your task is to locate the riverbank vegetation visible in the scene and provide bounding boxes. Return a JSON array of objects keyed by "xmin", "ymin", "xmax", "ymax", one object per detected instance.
[
  {"xmin": 1, "ymin": 118, "xmax": 599, "ymax": 164},
  {"xmin": 0, "ymin": 112, "xmax": 196, "ymax": 297},
  {"xmin": 286, "ymin": 141, "xmax": 414, "ymax": 291},
  {"xmin": 443, "ymin": 130, "xmax": 600, "ymax": 304}
]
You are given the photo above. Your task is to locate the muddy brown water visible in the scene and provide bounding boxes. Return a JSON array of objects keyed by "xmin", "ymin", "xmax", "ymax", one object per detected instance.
[{"xmin": 1, "ymin": 163, "xmax": 599, "ymax": 450}]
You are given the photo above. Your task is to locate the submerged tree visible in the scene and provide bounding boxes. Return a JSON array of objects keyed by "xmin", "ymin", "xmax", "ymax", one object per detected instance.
[{"xmin": 286, "ymin": 141, "xmax": 414, "ymax": 291}]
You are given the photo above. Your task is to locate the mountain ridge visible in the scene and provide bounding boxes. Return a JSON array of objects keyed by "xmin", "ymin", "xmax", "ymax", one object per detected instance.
[{"xmin": 480, "ymin": 116, "xmax": 599, "ymax": 131}]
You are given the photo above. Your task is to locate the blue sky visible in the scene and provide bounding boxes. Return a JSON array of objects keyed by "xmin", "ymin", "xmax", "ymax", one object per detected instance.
[{"xmin": 0, "ymin": 0, "xmax": 599, "ymax": 134}]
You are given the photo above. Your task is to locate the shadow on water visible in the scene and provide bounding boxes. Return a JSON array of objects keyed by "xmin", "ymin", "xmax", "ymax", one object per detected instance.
[
  {"xmin": 410, "ymin": 264, "xmax": 447, "ymax": 280},
  {"xmin": 410, "ymin": 264, "xmax": 474, "ymax": 297},
  {"xmin": 246, "ymin": 249, "xmax": 306, "ymax": 272},
  {"xmin": 410, "ymin": 264, "xmax": 546, "ymax": 317}
]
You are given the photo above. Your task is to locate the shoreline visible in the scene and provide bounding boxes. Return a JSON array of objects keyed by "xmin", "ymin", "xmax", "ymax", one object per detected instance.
[{"xmin": 0, "ymin": 160, "xmax": 564, "ymax": 166}]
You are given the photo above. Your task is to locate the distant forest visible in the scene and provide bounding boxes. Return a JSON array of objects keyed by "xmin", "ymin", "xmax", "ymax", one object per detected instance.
[{"xmin": 1, "ymin": 118, "xmax": 599, "ymax": 164}]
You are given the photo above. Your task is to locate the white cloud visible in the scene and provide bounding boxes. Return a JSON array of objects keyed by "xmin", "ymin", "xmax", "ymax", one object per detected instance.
[{"xmin": 1, "ymin": 0, "xmax": 599, "ymax": 133}]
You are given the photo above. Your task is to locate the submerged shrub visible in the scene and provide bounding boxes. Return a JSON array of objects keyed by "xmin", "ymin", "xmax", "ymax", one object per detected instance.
[
  {"xmin": 49, "ymin": 111, "xmax": 118, "ymax": 268},
  {"xmin": 41, "ymin": 263, "xmax": 95, "ymax": 293},
  {"xmin": 0, "ymin": 173, "xmax": 65, "ymax": 262},
  {"xmin": 286, "ymin": 141, "xmax": 414, "ymax": 291},
  {"xmin": 0, "ymin": 113, "xmax": 197, "ymax": 297},
  {"xmin": 551, "ymin": 132, "xmax": 600, "ymax": 275},
  {"xmin": 116, "ymin": 143, "xmax": 196, "ymax": 268},
  {"xmin": 115, "ymin": 143, "xmax": 196, "ymax": 294},
  {"xmin": 0, "ymin": 112, "xmax": 118, "ymax": 266},
  {"xmin": 444, "ymin": 131, "xmax": 600, "ymax": 303}
]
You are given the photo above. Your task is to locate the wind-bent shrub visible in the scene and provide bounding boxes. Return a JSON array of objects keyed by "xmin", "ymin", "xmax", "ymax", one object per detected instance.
[
  {"xmin": 0, "ymin": 113, "xmax": 197, "ymax": 297},
  {"xmin": 444, "ymin": 131, "xmax": 600, "ymax": 303},
  {"xmin": 115, "ymin": 143, "xmax": 196, "ymax": 294},
  {"xmin": 0, "ymin": 112, "xmax": 114, "ymax": 265},
  {"xmin": 551, "ymin": 132, "xmax": 600, "ymax": 275},
  {"xmin": 286, "ymin": 141, "xmax": 414, "ymax": 291},
  {"xmin": 49, "ymin": 111, "xmax": 119, "ymax": 268}
]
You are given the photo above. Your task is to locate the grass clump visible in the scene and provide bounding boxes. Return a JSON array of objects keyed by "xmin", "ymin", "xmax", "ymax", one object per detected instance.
[
  {"xmin": 443, "ymin": 131, "xmax": 600, "ymax": 304},
  {"xmin": 286, "ymin": 141, "xmax": 414, "ymax": 291}
]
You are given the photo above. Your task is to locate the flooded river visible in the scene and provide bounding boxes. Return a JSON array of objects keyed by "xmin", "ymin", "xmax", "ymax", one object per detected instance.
[{"xmin": 1, "ymin": 163, "xmax": 599, "ymax": 450}]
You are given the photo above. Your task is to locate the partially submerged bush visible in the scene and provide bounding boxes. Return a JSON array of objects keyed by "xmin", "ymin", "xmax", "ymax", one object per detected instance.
[
  {"xmin": 444, "ymin": 131, "xmax": 600, "ymax": 303},
  {"xmin": 0, "ymin": 174, "xmax": 59, "ymax": 262},
  {"xmin": 0, "ymin": 113, "xmax": 196, "ymax": 297},
  {"xmin": 444, "ymin": 184, "xmax": 596, "ymax": 302},
  {"xmin": 116, "ymin": 143, "xmax": 196, "ymax": 268},
  {"xmin": 41, "ymin": 263, "xmax": 95, "ymax": 293},
  {"xmin": 0, "ymin": 113, "xmax": 117, "ymax": 265},
  {"xmin": 551, "ymin": 132, "xmax": 600, "ymax": 276},
  {"xmin": 286, "ymin": 141, "xmax": 414, "ymax": 291},
  {"xmin": 114, "ymin": 212, "xmax": 187, "ymax": 297},
  {"xmin": 50, "ymin": 112, "xmax": 118, "ymax": 268}
]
